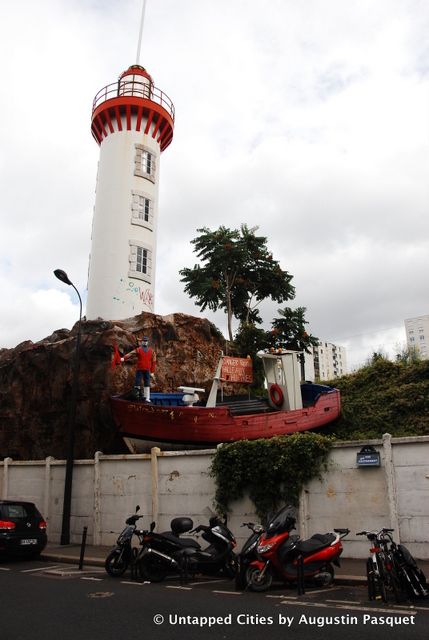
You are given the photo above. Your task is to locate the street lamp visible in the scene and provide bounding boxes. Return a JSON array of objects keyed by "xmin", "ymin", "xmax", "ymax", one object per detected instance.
[{"xmin": 54, "ymin": 269, "xmax": 83, "ymax": 545}]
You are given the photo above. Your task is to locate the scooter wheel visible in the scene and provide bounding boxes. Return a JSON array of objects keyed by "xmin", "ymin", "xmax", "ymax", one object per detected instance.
[
  {"xmin": 235, "ymin": 559, "xmax": 247, "ymax": 591},
  {"xmin": 313, "ymin": 563, "xmax": 334, "ymax": 587},
  {"xmin": 245, "ymin": 565, "xmax": 273, "ymax": 592},
  {"xmin": 140, "ymin": 555, "xmax": 169, "ymax": 582},
  {"xmin": 223, "ymin": 555, "xmax": 237, "ymax": 579},
  {"xmin": 105, "ymin": 549, "xmax": 129, "ymax": 577}
]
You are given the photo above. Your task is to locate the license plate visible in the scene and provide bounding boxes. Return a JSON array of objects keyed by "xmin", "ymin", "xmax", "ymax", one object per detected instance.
[{"xmin": 20, "ymin": 539, "xmax": 37, "ymax": 545}]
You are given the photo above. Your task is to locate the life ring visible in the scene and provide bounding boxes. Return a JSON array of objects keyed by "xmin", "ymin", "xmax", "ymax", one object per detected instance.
[{"xmin": 269, "ymin": 384, "xmax": 284, "ymax": 408}]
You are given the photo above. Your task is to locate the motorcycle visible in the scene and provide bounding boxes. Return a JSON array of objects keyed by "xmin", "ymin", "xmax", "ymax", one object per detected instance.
[
  {"xmin": 105, "ymin": 505, "xmax": 145, "ymax": 577},
  {"xmin": 137, "ymin": 515, "xmax": 237, "ymax": 582},
  {"xmin": 245, "ymin": 505, "xmax": 349, "ymax": 592},
  {"xmin": 235, "ymin": 521, "xmax": 264, "ymax": 590}
]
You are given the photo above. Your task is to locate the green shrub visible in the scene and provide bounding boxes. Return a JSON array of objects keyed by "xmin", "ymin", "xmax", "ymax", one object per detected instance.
[{"xmin": 319, "ymin": 359, "xmax": 429, "ymax": 440}]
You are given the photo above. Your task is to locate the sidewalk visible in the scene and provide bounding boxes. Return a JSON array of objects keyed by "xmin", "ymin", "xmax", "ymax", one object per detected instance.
[
  {"xmin": 41, "ymin": 542, "xmax": 110, "ymax": 569},
  {"xmin": 41, "ymin": 542, "xmax": 429, "ymax": 585}
]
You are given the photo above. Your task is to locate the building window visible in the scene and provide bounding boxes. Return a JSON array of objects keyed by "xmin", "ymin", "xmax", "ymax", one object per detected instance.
[
  {"xmin": 131, "ymin": 190, "xmax": 153, "ymax": 229},
  {"xmin": 134, "ymin": 144, "xmax": 156, "ymax": 182},
  {"xmin": 129, "ymin": 242, "xmax": 152, "ymax": 283}
]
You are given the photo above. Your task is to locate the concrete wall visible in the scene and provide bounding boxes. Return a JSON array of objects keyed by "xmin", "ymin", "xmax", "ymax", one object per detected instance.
[{"xmin": 1, "ymin": 435, "xmax": 428, "ymax": 559}]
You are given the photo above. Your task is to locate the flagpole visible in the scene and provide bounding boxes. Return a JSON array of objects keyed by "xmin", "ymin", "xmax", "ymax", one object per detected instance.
[{"xmin": 136, "ymin": 0, "xmax": 147, "ymax": 65}]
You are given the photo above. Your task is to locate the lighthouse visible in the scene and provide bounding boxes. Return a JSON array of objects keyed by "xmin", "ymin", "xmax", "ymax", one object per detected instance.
[{"xmin": 86, "ymin": 64, "xmax": 174, "ymax": 320}]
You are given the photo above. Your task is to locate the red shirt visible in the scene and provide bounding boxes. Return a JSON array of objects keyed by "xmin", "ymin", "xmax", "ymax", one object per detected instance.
[{"xmin": 135, "ymin": 347, "xmax": 156, "ymax": 372}]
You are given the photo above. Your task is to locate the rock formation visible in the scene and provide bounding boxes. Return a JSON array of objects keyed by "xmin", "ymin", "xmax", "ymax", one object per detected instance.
[{"xmin": 0, "ymin": 313, "xmax": 226, "ymax": 460}]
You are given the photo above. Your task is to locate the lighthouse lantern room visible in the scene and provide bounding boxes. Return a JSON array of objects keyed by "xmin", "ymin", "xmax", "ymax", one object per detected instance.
[{"xmin": 86, "ymin": 64, "xmax": 174, "ymax": 320}]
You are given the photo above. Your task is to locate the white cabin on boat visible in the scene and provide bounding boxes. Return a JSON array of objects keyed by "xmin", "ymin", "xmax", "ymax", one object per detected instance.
[{"xmin": 258, "ymin": 350, "xmax": 303, "ymax": 411}]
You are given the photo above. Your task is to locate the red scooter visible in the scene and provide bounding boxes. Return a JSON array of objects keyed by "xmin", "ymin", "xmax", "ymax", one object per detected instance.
[{"xmin": 245, "ymin": 505, "xmax": 349, "ymax": 592}]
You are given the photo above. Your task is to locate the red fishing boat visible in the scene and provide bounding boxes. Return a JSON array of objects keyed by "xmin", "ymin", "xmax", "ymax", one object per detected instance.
[{"xmin": 110, "ymin": 351, "xmax": 340, "ymax": 452}]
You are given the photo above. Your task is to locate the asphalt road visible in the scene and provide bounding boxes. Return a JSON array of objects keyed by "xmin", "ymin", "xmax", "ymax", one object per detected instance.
[{"xmin": 1, "ymin": 558, "xmax": 428, "ymax": 640}]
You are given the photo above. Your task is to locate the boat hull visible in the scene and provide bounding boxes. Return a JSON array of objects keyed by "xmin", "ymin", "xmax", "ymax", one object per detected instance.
[{"xmin": 110, "ymin": 389, "xmax": 341, "ymax": 453}]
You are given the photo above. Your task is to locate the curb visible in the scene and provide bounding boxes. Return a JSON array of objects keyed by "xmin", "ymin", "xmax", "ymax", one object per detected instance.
[
  {"xmin": 335, "ymin": 575, "xmax": 366, "ymax": 586},
  {"xmin": 40, "ymin": 552, "xmax": 105, "ymax": 568}
]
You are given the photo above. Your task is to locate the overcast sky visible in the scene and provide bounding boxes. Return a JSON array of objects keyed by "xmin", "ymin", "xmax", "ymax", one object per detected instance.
[{"xmin": 0, "ymin": 0, "xmax": 428, "ymax": 370}]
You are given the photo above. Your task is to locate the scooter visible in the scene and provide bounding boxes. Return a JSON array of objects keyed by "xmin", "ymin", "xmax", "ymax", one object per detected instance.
[
  {"xmin": 245, "ymin": 505, "xmax": 349, "ymax": 592},
  {"xmin": 235, "ymin": 521, "xmax": 264, "ymax": 590},
  {"xmin": 138, "ymin": 515, "xmax": 237, "ymax": 582},
  {"xmin": 105, "ymin": 505, "xmax": 145, "ymax": 577}
]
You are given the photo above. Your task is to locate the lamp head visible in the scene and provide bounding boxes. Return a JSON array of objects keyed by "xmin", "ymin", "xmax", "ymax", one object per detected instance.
[{"xmin": 54, "ymin": 269, "xmax": 72, "ymax": 286}]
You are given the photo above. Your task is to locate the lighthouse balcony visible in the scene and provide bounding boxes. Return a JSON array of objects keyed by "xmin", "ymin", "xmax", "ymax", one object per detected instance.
[
  {"xmin": 91, "ymin": 79, "xmax": 175, "ymax": 151},
  {"xmin": 92, "ymin": 80, "xmax": 175, "ymax": 121}
]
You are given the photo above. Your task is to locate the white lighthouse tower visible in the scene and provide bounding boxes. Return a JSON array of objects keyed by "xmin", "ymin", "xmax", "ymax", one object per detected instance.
[{"xmin": 86, "ymin": 64, "xmax": 174, "ymax": 320}]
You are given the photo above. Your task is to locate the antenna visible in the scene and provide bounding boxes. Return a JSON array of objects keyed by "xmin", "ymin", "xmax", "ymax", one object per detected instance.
[{"xmin": 136, "ymin": 0, "xmax": 147, "ymax": 65}]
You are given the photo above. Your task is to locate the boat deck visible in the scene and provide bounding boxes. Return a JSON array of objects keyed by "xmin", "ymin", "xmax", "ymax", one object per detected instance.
[{"xmin": 216, "ymin": 397, "xmax": 272, "ymax": 415}]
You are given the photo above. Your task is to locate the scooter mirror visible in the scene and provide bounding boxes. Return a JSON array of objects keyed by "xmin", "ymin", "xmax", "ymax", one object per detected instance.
[
  {"xmin": 150, "ymin": 521, "xmax": 156, "ymax": 532},
  {"xmin": 135, "ymin": 505, "xmax": 140, "ymax": 512}
]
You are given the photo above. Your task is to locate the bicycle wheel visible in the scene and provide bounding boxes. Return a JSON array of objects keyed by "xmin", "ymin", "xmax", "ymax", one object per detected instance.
[
  {"xmin": 385, "ymin": 565, "xmax": 403, "ymax": 603},
  {"xmin": 375, "ymin": 556, "xmax": 387, "ymax": 602},
  {"xmin": 401, "ymin": 566, "xmax": 428, "ymax": 599},
  {"xmin": 366, "ymin": 558, "xmax": 376, "ymax": 601}
]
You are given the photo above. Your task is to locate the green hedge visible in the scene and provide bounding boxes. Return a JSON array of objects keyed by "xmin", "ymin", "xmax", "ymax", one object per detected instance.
[{"xmin": 319, "ymin": 358, "xmax": 429, "ymax": 440}]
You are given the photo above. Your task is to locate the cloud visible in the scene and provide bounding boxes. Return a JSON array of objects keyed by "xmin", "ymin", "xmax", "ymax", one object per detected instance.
[
  {"xmin": 0, "ymin": 0, "xmax": 428, "ymax": 375},
  {"xmin": 0, "ymin": 282, "xmax": 79, "ymax": 348}
]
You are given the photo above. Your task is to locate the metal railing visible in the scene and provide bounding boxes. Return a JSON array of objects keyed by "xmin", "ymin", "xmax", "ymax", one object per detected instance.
[{"xmin": 92, "ymin": 79, "xmax": 175, "ymax": 122}]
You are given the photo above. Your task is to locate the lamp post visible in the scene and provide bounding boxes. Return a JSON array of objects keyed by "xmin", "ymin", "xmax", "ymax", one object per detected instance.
[{"xmin": 54, "ymin": 269, "xmax": 83, "ymax": 545}]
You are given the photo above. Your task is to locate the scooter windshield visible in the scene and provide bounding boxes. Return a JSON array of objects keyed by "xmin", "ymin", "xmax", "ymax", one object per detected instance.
[
  {"xmin": 117, "ymin": 525, "xmax": 135, "ymax": 543},
  {"xmin": 265, "ymin": 505, "xmax": 296, "ymax": 537}
]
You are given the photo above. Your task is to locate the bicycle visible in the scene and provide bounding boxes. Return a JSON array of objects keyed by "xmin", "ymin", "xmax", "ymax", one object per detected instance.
[
  {"xmin": 387, "ymin": 535, "xmax": 428, "ymax": 600},
  {"xmin": 357, "ymin": 528, "xmax": 403, "ymax": 603}
]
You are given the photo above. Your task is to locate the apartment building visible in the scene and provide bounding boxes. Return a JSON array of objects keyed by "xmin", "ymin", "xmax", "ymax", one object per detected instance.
[
  {"xmin": 313, "ymin": 341, "xmax": 347, "ymax": 381},
  {"xmin": 302, "ymin": 341, "xmax": 347, "ymax": 381},
  {"xmin": 404, "ymin": 314, "xmax": 429, "ymax": 360}
]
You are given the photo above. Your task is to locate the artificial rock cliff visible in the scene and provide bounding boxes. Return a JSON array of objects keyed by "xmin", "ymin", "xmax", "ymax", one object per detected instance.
[{"xmin": 0, "ymin": 313, "xmax": 225, "ymax": 460}]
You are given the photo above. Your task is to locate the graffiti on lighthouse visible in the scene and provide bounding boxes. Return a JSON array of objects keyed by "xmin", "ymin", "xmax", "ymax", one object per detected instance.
[{"xmin": 110, "ymin": 278, "xmax": 155, "ymax": 313}]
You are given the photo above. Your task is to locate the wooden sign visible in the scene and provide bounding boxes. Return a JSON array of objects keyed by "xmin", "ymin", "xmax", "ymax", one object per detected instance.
[{"xmin": 221, "ymin": 357, "xmax": 253, "ymax": 383}]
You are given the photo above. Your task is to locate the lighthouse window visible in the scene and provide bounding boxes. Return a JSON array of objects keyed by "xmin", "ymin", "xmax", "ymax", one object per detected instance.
[
  {"xmin": 142, "ymin": 151, "xmax": 152, "ymax": 174},
  {"xmin": 134, "ymin": 144, "xmax": 156, "ymax": 183},
  {"xmin": 131, "ymin": 190, "xmax": 153, "ymax": 228},
  {"xmin": 137, "ymin": 247, "xmax": 148, "ymax": 273},
  {"xmin": 129, "ymin": 242, "xmax": 152, "ymax": 283},
  {"xmin": 139, "ymin": 196, "xmax": 151, "ymax": 221}
]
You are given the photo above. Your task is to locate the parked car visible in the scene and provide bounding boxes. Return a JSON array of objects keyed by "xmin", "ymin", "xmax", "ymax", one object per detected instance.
[{"xmin": 0, "ymin": 500, "xmax": 47, "ymax": 557}]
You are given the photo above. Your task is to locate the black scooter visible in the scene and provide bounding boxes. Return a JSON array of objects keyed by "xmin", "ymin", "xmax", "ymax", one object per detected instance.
[
  {"xmin": 235, "ymin": 521, "xmax": 264, "ymax": 590},
  {"xmin": 137, "ymin": 515, "xmax": 237, "ymax": 582},
  {"xmin": 105, "ymin": 505, "xmax": 144, "ymax": 577}
]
